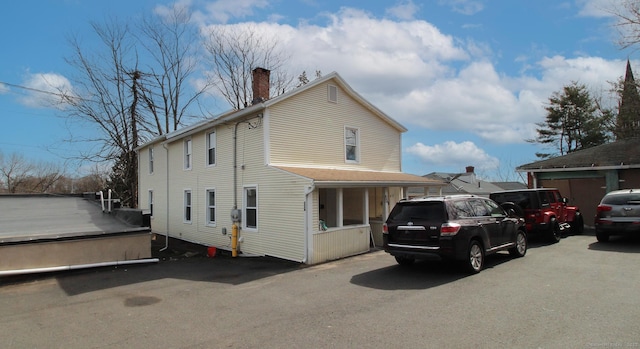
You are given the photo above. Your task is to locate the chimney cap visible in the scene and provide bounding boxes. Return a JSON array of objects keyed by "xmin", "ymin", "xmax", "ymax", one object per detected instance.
[{"xmin": 465, "ymin": 166, "xmax": 475, "ymax": 173}]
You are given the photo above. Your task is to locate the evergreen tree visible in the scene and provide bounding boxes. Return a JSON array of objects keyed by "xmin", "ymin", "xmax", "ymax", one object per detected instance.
[{"xmin": 529, "ymin": 82, "xmax": 609, "ymax": 159}]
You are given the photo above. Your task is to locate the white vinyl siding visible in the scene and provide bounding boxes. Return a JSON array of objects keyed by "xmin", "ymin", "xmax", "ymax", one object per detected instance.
[
  {"xmin": 138, "ymin": 144, "xmax": 167, "ymax": 234},
  {"xmin": 267, "ymin": 82, "xmax": 402, "ymax": 171}
]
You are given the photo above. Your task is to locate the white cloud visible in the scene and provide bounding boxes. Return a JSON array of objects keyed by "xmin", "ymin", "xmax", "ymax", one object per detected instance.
[
  {"xmin": 0, "ymin": 83, "xmax": 8, "ymax": 94},
  {"xmin": 282, "ymin": 8, "xmax": 468, "ymax": 95},
  {"xmin": 18, "ymin": 73, "xmax": 73, "ymax": 109},
  {"xmin": 386, "ymin": 1, "xmax": 420, "ymax": 20},
  {"xmin": 203, "ymin": 0, "xmax": 269, "ymax": 23},
  {"xmin": 577, "ymin": 0, "xmax": 616, "ymax": 18},
  {"xmin": 406, "ymin": 141, "xmax": 499, "ymax": 170},
  {"xmin": 439, "ymin": 0, "xmax": 484, "ymax": 15},
  {"xmin": 194, "ymin": 7, "xmax": 628, "ymax": 146}
]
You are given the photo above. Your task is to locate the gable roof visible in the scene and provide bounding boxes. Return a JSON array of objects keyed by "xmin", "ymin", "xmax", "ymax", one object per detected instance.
[
  {"xmin": 422, "ymin": 172, "xmax": 506, "ymax": 196},
  {"xmin": 274, "ymin": 166, "xmax": 445, "ymax": 188},
  {"xmin": 517, "ymin": 137, "xmax": 640, "ymax": 172},
  {"xmin": 136, "ymin": 72, "xmax": 406, "ymax": 150}
]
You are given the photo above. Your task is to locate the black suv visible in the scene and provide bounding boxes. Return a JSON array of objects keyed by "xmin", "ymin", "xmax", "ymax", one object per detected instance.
[
  {"xmin": 382, "ymin": 195, "xmax": 527, "ymax": 273},
  {"xmin": 490, "ymin": 188, "xmax": 583, "ymax": 243}
]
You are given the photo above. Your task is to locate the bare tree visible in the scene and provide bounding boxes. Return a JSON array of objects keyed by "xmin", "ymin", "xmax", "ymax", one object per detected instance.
[
  {"xmin": 63, "ymin": 18, "xmax": 140, "ymax": 206},
  {"xmin": 61, "ymin": 7, "xmax": 209, "ymax": 207},
  {"xmin": 203, "ymin": 24, "xmax": 294, "ymax": 109},
  {"xmin": 0, "ymin": 152, "xmax": 33, "ymax": 193},
  {"xmin": 136, "ymin": 7, "xmax": 212, "ymax": 135},
  {"xmin": 611, "ymin": 0, "xmax": 640, "ymax": 50},
  {"xmin": 0, "ymin": 151, "xmax": 64, "ymax": 194}
]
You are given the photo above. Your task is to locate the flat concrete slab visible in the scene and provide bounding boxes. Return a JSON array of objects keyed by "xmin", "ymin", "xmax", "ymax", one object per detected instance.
[{"xmin": 0, "ymin": 196, "xmax": 147, "ymax": 243}]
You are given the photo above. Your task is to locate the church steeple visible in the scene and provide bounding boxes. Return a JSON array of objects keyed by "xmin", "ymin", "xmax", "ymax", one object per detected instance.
[{"xmin": 617, "ymin": 59, "xmax": 640, "ymax": 140}]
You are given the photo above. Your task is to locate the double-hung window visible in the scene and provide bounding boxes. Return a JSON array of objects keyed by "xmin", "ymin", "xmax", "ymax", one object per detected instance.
[
  {"xmin": 206, "ymin": 189, "xmax": 216, "ymax": 226},
  {"xmin": 149, "ymin": 146, "xmax": 154, "ymax": 174},
  {"xmin": 244, "ymin": 186, "xmax": 257, "ymax": 230},
  {"xmin": 184, "ymin": 139, "xmax": 192, "ymax": 170},
  {"xmin": 345, "ymin": 127, "xmax": 359, "ymax": 162},
  {"xmin": 149, "ymin": 190, "xmax": 154, "ymax": 217},
  {"xmin": 184, "ymin": 190, "xmax": 192, "ymax": 223},
  {"xmin": 207, "ymin": 130, "xmax": 216, "ymax": 166}
]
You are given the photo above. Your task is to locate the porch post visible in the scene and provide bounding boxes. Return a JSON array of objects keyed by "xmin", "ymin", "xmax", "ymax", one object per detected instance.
[
  {"xmin": 383, "ymin": 187, "xmax": 390, "ymax": 221},
  {"xmin": 337, "ymin": 188, "xmax": 343, "ymax": 227},
  {"xmin": 363, "ymin": 188, "xmax": 369, "ymax": 224}
]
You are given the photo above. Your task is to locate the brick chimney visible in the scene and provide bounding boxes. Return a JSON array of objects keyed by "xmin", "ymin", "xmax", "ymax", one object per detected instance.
[
  {"xmin": 252, "ymin": 67, "xmax": 270, "ymax": 105},
  {"xmin": 465, "ymin": 165, "xmax": 477, "ymax": 183}
]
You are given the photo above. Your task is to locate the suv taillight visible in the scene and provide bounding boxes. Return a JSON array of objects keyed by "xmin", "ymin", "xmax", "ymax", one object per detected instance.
[
  {"xmin": 440, "ymin": 222, "xmax": 461, "ymax": 236},
  {"xmin": 382, "ymin": 223, "xmax": 388, "ymax": 234},
  {"xmin": 596, "ymin": 205, "xmax": 612, "ymax": 214}
]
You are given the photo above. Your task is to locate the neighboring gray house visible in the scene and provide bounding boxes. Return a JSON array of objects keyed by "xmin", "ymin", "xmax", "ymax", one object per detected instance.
[
  {"xmin": 409, "ymin": 166, "xmax": 526, "ymax": 198},
  {"xmin": 517, "ymin": 137, "xmax": 640, "ymax": 226}
]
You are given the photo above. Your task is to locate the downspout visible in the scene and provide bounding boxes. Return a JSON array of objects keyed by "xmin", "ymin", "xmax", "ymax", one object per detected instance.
[
  {"xmin": 233, "ymin": 121, "xmax": 240, "ymax": 210},
  {"xmin": 231, "ymin": 121, "xmax": 242, "ymax": 257},
  {"xmin": 160, "ymin": 142, "xmax": 170, "ymax": 251}
]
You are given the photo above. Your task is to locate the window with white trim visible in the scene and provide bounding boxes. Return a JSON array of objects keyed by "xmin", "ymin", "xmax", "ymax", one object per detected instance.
[
  {"xmin": 149, "ymin": 190, "xmax": 154, "ymax": 217},
  {"xmin": 345, "ymin": 127, "xmax": 359, "ymax": 162},
  {"xmin": 206, "ymin": 189, "xmax": 216, "ymax": 226},
  {"xmin": 149, "ymin": 146, "xmax": 154, "ymax": 174},
  {"xmin": 206, "ymin": 130, "xmax": 216, "ymax": 166},
  {"xmin": 184, "ymin": 139, "xmax": 192, "ymax": 170},
  {"xmin": 244, "ymin": 186, "xmax": 257, "ymax": 230},
  {"xmin": 184, "ymin": 190, "xmax": 192, "ymax": 223}
]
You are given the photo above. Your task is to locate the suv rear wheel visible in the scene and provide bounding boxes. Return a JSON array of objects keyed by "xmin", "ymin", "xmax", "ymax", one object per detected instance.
[
  {"xmin": 465, "ymin": 240, "xmax": 485, "ymax": 274},
  {"xmin": 548, "ymin": 217, "xmax": 561, "ymax": 243},
  {"xmin": 509, "ymin": 230, "xmax": 527, "ymax": 257}
]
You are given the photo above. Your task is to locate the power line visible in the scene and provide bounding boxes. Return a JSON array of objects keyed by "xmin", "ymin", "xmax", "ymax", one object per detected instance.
[{"xmin": 0, "ymin": 80, "xmax": 68, "ymax": 98}]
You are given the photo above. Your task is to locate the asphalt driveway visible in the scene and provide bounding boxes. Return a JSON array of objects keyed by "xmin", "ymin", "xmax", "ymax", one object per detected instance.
[{"xmin": 2, "ymin": 231, "xmax": 640, "ymax": 349}]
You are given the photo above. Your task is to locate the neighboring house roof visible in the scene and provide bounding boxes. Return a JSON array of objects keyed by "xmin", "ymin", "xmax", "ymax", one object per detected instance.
[
  {"xmin": 135, "ymin": 71, "xmax": 407, "ymax": 150},
  {"xmin": 420, "ymin": 171, "xmax": 508, "ymax": 196},
  {"xmin": 517, "ymin": 137, "xmax": 640, "ymax": 172},
  {"xmin": 274, "ymin": 166, "xmax": 445, "ymax": 188}
]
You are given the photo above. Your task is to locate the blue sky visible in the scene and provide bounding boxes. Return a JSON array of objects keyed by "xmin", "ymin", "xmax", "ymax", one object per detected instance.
[{"xmin": 0, "ymin": 0, "xmax": 634, "ymax": 181}]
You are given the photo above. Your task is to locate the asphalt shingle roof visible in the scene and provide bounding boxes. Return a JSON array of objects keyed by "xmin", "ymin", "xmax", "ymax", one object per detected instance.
[{"xmin": 517, "ymin": 137, "xmax": 640, "ymax": 171}]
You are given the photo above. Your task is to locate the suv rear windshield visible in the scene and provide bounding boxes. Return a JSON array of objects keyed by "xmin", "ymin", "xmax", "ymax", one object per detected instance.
[
  {"xmin": 490, "ymin": 192, "xmax": 538, "ymax": 210},
  {"xmin": 387, "ymin": 201, "xmax": 445, "ymax": 222},
  {"xmin": 602, "ymin": 193, "xmax": 640, "ymax": 205}
]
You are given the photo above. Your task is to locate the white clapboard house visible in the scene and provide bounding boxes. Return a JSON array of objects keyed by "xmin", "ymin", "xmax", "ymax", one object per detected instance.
[{"xmin": 137, "ymin": 68, "xmax": 444, "ymax": 264}]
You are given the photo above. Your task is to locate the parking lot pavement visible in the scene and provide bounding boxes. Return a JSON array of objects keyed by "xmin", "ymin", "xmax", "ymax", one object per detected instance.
[{"xmin": 2, "ymin": 230, "xmax": 640, "ymax": 348}]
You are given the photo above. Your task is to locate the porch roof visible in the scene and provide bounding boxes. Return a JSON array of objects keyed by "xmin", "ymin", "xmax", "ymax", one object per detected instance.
[{"xmin": 274, "ymin": 166, "xmax": 446, "ymax": 188}]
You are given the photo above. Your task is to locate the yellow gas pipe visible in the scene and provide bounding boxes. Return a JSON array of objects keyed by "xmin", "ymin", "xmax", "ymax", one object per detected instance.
[{"xmin": 231, "ymin": 222, "xmax": 238, "ymax": 257}]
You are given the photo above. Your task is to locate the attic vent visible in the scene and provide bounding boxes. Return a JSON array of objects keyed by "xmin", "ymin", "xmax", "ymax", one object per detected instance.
[{"xmin": 328, "ymin": 85, "xmax": 337, "ymax": 103}]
